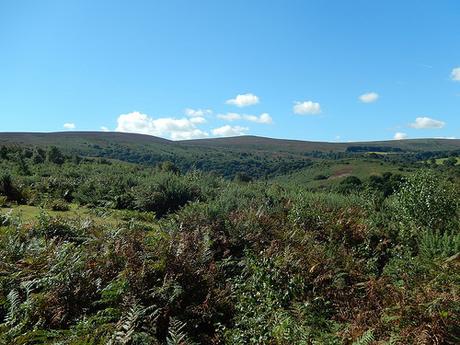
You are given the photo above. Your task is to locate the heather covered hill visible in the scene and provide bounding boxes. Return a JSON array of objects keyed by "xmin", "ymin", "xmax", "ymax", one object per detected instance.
[
  {"xmin": 183, "ymin": 135, "xmax": 460, "ymax": 153},
  {"xmin": 1, "ymin": 132, "xmax": 460, "ymax": 153}
]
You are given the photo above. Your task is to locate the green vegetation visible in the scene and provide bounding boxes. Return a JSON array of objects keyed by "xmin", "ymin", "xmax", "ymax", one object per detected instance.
[
  {"xmin": 274, "ymin": 158, "xmax": 409, "ymax": 190},
  {"xmin": 1, "ymin": 132, "xmax": 459, "ymax": 179},
  {"xmin": 432, "ymin": 156, "xmax": 460, "ymax": 166},
  {"xmin": 0, "ymin": 137, "xmax": 459, "ymax": 344}
]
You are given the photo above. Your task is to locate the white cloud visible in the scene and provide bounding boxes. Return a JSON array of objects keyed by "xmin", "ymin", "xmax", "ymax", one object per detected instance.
[
  {"xmin": 409, "ymin": 117, "xmax": 445, "ymax": 129},
  {"xmin": 63, "ymin": 123, "xmax": 76, "ymax": 129},
  {"xmin": 394, "ymin": 132, "xmax": 408, "ymax": 140},
  {"xmin": 116, "ymin": 111, "xmax": 209, "ymax": 140},
  {"xmin": 189, "ymin": 116, "xmax": 206, "ymax": 124},
  {"xmin": 451, "ymin": 67, "xmax": 460, "ymax": 81},
  {"xmin": 100, "ymin": 126, "xmax": 110, "ymax": 132},
  {"xmin": 359, "ymin": 92, "xmax": 379, "ymax": 103},
  {"xmin": 226, "ymin": 93, "xmax": 259, "ymax": 107},
  {"xmin": 211, "ymin": 125, "xmax": 248, "ymax": 137},
  {"xmin": 243, "ymin": 113, "xmax": 273, "ymax": 124},
  {"xmin": 184, "ymin": 108, "xmax": 212, "ymax": 117},
  {"xmin": 217, "ymin": 112, "xmax": 242, "ymax": 121},
  {"xmin": 293, "ymin": 101, "xmax": 321, "ymax": 115},
  {"xmin": 217, "ymin": 112, "xmax": 273, "ymax": 124}
]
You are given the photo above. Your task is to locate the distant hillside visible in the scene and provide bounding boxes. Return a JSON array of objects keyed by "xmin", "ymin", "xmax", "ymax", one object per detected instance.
[
  {"xmin": 2, "ymin": 131, "xmax": 459, "ymax": 152},
  {"xmin": 1, "ymin": 132, "xmax": 459, "ymax": 178},
  {"xmin": 0, "ymin": 131, "xmax": 171, "ymax": 147},
  {"xmin": 183, "ymin": 135, "xmax": 460, "ymax": 153}
]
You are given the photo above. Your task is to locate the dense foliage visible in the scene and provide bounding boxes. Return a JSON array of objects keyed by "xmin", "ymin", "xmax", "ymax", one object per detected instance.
[
  {"xmin": 0, "ymin": 145, "xmax": 459, "ymax": 344},
  {"xmin": 1, "ymin": 132, "xmax": 459, "ymax": 180}
]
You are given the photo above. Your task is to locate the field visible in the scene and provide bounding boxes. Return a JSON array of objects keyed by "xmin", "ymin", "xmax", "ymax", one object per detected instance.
[
  {"xmin": 1, "ymin": 204, "xmax": 158, "ymax": 229},
  {"xmin": 0, "ymin": 134, "xmax": 459, "ymax": 344},
  {"xmin": 434, "ymin": 157, "xmax": 460, "ymax": 165},
  {"xmin": 274, "ymin": 158, "xmax": 412, "ymax": 189}
]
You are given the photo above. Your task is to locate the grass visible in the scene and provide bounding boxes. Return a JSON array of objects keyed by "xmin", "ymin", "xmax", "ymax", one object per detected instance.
[
  {"xmin": 274, "ymin": 158, "xmax": 410, "ymax": 189},
  {"xmin": 0, "ymin": 204, "xmax": 158, "ymax": 228},
  {"xmin": 434, "ymin": 157, "xmax": 460, "ymax": 165},
  {"xmin": 2, "ymin": 204, "xmax": 86, "ymax": 220},
  {"xmin": 1, "ymin": 204, "xmax": 112, "ymax": 225}
]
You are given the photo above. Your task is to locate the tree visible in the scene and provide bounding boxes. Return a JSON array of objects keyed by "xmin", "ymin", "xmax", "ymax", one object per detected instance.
[
  {"xmin": 32, "ymin": 148, "xmax": 46, "ymax": 164},
  {"xmin": 0, "ymin": 173, "xmax": 22, "ymax": 201},
  {"xmin": 394, "ymin": 170, "xmax": 458, "ymax": 231},
  {"xmin": 71, "ymin": 154, "xmax": 82, "ymax": 165},
  {"xmin": 234, "ymin": 172, "xmax": 252, "ymax": 183},
  {"xmin": 158, "ymin": 161, "xmax": 179, "ymax": 174},
  {"xmin": 47, "ymin": 146, "xmax": 65, "ymax": 165},
  {"xmin": 16, "ymin": 155, "xmax": 30, "ymax": 175},
  {"xmin": 0, "ymin": 146, "xmax": 8, "ymax": 160},
  {"xmin": 443, "ymin": 156, "xmax": 457, "ymax": 167},
  {"xmin": 337, "ymin": 175, "xmax": 362, "ymax": 193}
]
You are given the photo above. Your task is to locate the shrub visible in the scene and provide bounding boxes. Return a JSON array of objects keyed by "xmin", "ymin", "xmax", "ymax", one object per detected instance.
[
  {"xmin": 158, "ymin": 160, "xmax": 179, "ymax": 174},
  {"xmin": 134, "ymin": 173, "xmax": 201, "ymax": 217},
  {"xmin": 0, "ymin": 195, "xmax": 8, "ymax": 207},
  {"xmin": 234, "ymin": 172, "xmax": 252, "ymax": 183},
  {"xmin": 367, "ymin": 172, "xmax": 403, "ymax": 197},
  {"xmin": 0, "ymin": 209, "xmax": 13, "ymax": 225},
  {"xmin": 336, "ymin": 176, "xmax": 363, "ymax": 194},
  {"xmin": 393, "ymin": 170, "xmax": 458, "ymax": 232},
  {"xmin": 0, "ymin": 173, "xmax": 22, "ymax": 202},
  {"xmin": 49, "ymin": 199, "xmax": 70, "ymax": 211},
  {"xmin": 443, "ymin": 156, "xmax": 457, "ymax": 167},
  {"xmin": 33, "ymin": 214, "xmax": 93, "ymax": 247},
  {"xmin": 32, "ymin": 148, "xmax": 45, "ymax": 164},
  {"xmin": 46, "ymin": 146, "xmax": 65, "ymax": 165}
]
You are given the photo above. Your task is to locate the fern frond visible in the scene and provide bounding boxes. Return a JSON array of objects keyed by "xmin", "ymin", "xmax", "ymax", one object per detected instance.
[
  {"xmin": 114, "ymin": 302, "xmax": 145, "ymax": 344},
  {"xmin": 5, "ymin": 289, "xmax": 20, "ymax": 325},
  {"xmin": 167, "ymin": 318, "xmax": 188, "ymax": 345},
  {"xmin": 418, "ymin": 229, "xmax": 460, "ymax": 259},
  {"xmin": 20, "ymin": 279, "xmax": 39, "ymax": 298},
  {"xmin": 352, "ymin": 329, "xmax": 375, "ymax": 345}
]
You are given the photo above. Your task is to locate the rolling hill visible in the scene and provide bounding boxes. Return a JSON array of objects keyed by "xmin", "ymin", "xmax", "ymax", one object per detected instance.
[
  {"xmin": 1, "ymin": 131, "xmax": 459, "ymax": 179},
  {"xmin": 184, "ymin": 135, "xmax": 460, "ymax": 152},
  {"xmin": 1, "ymin": 131, "xmax": 459, "ymax": 152}
]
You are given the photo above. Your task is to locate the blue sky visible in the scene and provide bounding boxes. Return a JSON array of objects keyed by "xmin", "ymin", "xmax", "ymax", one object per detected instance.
[{"xmin": 1, "ymin": 0, "xmax": 459, "ymax": 141}]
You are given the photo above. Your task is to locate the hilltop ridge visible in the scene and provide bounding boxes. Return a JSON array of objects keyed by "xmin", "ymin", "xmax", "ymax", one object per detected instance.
[{"xmin": 1, "ymin": 131, "xmax": 459, "ymax": 152}]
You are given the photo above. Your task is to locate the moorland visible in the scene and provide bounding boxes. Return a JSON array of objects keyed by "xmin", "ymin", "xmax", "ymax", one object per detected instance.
[{"xmin": 0, "ymin": 132, "xmax": 459, "ymax": 344}]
